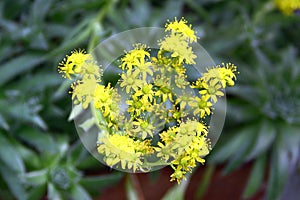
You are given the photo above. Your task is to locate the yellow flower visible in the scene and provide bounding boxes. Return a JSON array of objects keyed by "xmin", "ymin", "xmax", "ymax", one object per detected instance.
[
  {"xmin": 134, "ymin": 83, "xmax": 155, "ymax": 103},
  {"xmin": 70, "ymin": 75, "xmax": 98, "ymax": 109},
  {"xmin": 175, "ymin": 91, "xmax": 194, "ymax": 109},
  {"xmin": 167, "ymin": 120, "xmax": 209, "ymax": 184},
  {"xmin": 218, "ymin": 63, "xmax": 237, "ymax": 87},
  {"xmin": 154, "ymin": 75, "xmax": 174, "ymax": 102},
  {"xmin": 120, "ymin": 70, "xmax": 143, "ymax": 93},
  {"xmin": 165, "ymin": 105, "xmax": 188, "ymax": 122},
  {"xmin": 275, "ymin": 0, "xmax": 300, "ymax": 15},
  {"xmin": 121, "ymin": 44, "xmax": 150, "ymax": 71},
  {"xmin": 174, "ymin": 74, "xmax": 189, "ymax": 89},
  {"xmin": 58, "ymin": 49, "xmax": 92, "ymax": 79},
  {"xmin": 134, "ymin": 60, "xmax": 153, "ymax": 81},
  {"xmin": 98, "ymin": 134, "xmax": 142, "ymax": 171},
  {"xmin": 191, "ymin": 64, "xmax": 237, "ymax": 105},
  {"xmin": 98, "ymin": 133, "xmax": 154, "ymax": 171},
  {"xmin": 190, "ymin": 95, "xmax": 212, "ymax": 118},
  {"xmin": 126, "ymin": 95, "xmax": 152, "ymax": 117},
  {"xmin": 94, "ymin": 84, "xmax": 121, "ymax": 126},
  {"xmin": 136, "ymin": 140, "xmax": 154, "ymax": 154},
  {"xmin": 199, "ymin": 80, "xmax": 224, "ymax": 103},
  {"xmin": 160, "ymin": 127, "xmax": 179, "ymax": 144},
  {"xmin": 132, "ymin": 118, "xmax": 155, "ymax": 139},
  {"xmin": 170, "ymin": 166, "xmax": 186, "ymax": 184},
  {"xmin": 81, "ymin": 61, "xmax": 102, "ymax": 80},
  {"xmin": 165, "ymin": 17, "xmax": 197, "ymax": 43},
  {"xmin": 160, "ymin": 32, "xmax": 196, "ymax": 65}
]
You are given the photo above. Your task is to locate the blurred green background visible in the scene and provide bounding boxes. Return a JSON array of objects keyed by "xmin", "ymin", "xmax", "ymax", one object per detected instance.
[{"xmin": 0, "ymin": 0, "xmax": 299, "ymax": 199}]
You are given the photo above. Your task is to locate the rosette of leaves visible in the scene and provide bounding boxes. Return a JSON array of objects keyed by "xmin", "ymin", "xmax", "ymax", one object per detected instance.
[
  {"xmin": 209, "ymin": 48, "xmax": 300, "ymax": 200},
  {"xmin": 185, "ymin": 1, "xmax": 300, "ymax": 199}
]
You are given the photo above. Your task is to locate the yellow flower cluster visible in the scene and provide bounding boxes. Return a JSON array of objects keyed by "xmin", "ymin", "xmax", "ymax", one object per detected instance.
[
  {"xmin": 192, "ymin": 63, "xmax": 237, "ymax": 103},
  {"xmin": 160, "ymin": 18, "xmax": 197, "ymax": 65},
  {"xmin": 94, "ymin": 84, "xmax": 122, "ymax": 128},
  {"xmin": 98, "ymin": 134, "xmax": 153, "ymax": 172},
  {"xmin": 58, "ymin": 17, "xmax": 238, "ymax": 183},
  {"xmin": 156, "ymin": 120, "xmax": 209, "ymax": 183},
  {"xmin": 275, "ymin": 0, "xmax": 300, "ymax": 15},
  {"xmin": 58, "ymin": 49, "xmax": 100, "ymax": 79}
]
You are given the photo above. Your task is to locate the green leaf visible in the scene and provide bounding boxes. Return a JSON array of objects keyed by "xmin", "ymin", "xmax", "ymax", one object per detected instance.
[
  {"xmin": 228, "ymin": 85, "xmax": 261, "ymax": 105},
  {"xmin": 0, "ymin": 54, "xmax": 44, "ymax": 86},
  {"xmin": 266, "ymin": 137, "xmax": 290, "ymax": 200},
  {"xmin": 68, "ymin": 104, "xmax": 84, "ymax": 121},
  {"xmin": 125, "ymin": 175, "xmax": 139, "ymax": 200},
  {"xmin": 53, "ymin": 79, "xmax": 73, "ymax": 100},
  {"xmin": 32, "ymin": 0, "xmax": 54, "ymax": 22},
  {"xmin": 245, "ymin": 120, "xmax": 276, "ymax": 161},
  {"xmin": 0, "ymin": 113, "xmax": 9, "ymax": 130},
  {"xmin": 0, "ymin": 164, "xmax": 27, "ymax": 200},
  {"xmin": 18, "ymin": 128, "xmax": 57, "ymax": 153},
  {"xmin": 281, "ymin": 125, "xmax": 300, "ymax": 165},
  {"xmin": 67, "ymin": 141, "xmax": 97, "ymax": 168},
  {"xmin": 222, "ymin": 125, "xmax": 258, "ymax": 174},
  {"xmin": 11, "ymin": 73, "xmax": 62, "ymax": 93},
  {"xmin": 23, "ymin": 169, "xmax": 48, "ymax": 186},
  {"xmin": 31, "ymin": 115, "xmax": 48, "ymax": 130},
  {"xmin": 2, "ymin": 101, "xmax": 48, "ymax": 130},
  {"xmin": 47, "ymin": 183, "xmax": 62, "ymax": 200},
  {"xmin": 161, "ymin": 181, "xmax": 188, "ymax": 200},
  {"xmin": 14, "ymin": 142, "xmax": 41, "ymax": 169},
  {"xmin": 69, "ymin": 184, "xmax": 92, "ymax": 200},
  {"xmin": 79, "ymin": 117, "xmax": 97, "ymax": 132},
  {"xmin": 196, "ymin": 165, "xmax": 215, "ymax": 199},
  {"xmin": 209, "ymin": 124, "xmax": 257, "ymax": 164},
  {"xmin": 0, "ymin": 132, "xmax": 25, "ymax": 173},
  {"xmin": 67, "ymin": 141, "xmax": 86, "ymax": 165},
  {"xmin": 226, "ymin": 100, "xmax": 258, "ymax": 123},
  {"xmin": 27, "ymin": 184, "xmax": 46, "ymax": 200},
  {"xmin": 80, "ymin": 173, "xmax": 123, "ymax": 196},
  {"xmin": 243, "ymin": 154, "xmax": 267, "ymax": 198}
]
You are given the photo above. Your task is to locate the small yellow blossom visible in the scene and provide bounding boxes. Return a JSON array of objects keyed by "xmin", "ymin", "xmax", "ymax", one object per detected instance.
[
  {"xmin": 121, "ymin": 44, "xmax": 150, "ymax": 71},
  {"xmin": 126, "ymin": 95, "xmax": 152, "ymax": 117},
  {"xmin": 160, "ymin": 32, "xmax": 196, "ymax": 65},
  {"xmin": 165, "ymin": 17, "xmax": 197, "ymax": 43},
  {"xmin": 58, "ymin": 49, "xmax": 92, "ymax": 79},
  {"xmin": 154, "ymin": 75, "xmax": 174, "ymax": 102},
  {"xmin": 175, "ymin": 91, "xmax": 194, "ymax": 109},
  {"xmin": 120, "ymin": 70, "xmax": 143, "ymax": 93},
  {"xmin": 275, "ymin": 0, "xmax": 300, "ymax": 15},
  {"xmin": 170, "ymin": 166, "xmax": 187, "ymax": 184},
  {"xmin": 190, "ymin": 95, "xmax": 212, "ymax": 118},
  {"xmin": 94, "ymin": 84, "xmax": 121, "ymax": 127},
  {"xmin": 174, "ymin": 74, "xmax": 189, "ymax": 89},
  {"xmin": 134, "ymin": 83, "xmax": 155, "ymax": 103},
  {"xmin": 200, "ymin": 81, "xmax": 224, "ymax": 103},
  {"xmin": 132, "ymin": 118, "xmax": 156, "ymax": 139},
  {"xmin": 98, "ymin": 134, "xmax": 142, "ymax": 171},
  {"xmin": 70, "ymin": 75, "xmax": 98, "ymax": 109}
]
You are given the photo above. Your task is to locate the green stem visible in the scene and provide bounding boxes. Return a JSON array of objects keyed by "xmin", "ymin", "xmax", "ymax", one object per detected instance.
[
  {"xmin": 196, "ymin": 164, "xmax": 215, "ymax": 199},
  {"xmin": 87, "ymin": 1, "xmax": 112, "ymax": 52},
  {"xmin": 126, "ymin": 174, "xmax": 145, "ymax": 200},
  {"xmin": 141, "ymin": 160, "xmax": 170, "ymax": 168}
]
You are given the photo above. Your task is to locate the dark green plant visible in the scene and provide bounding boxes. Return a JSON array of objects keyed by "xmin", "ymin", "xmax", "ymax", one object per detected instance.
[
  {"xmin": 200, "ymin": 1, "xmax": 300, "ymax": 199},
  {"xmin": 2, "ymin": 0, "xmax": 299, "ymax": 199},
  {"xmin": 0, "ymin": 0, "xmax": 189, "ymax": 199},
  {"xmin": 0, "ymin": 0, "xmax": 124, "ymax": 199}
]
